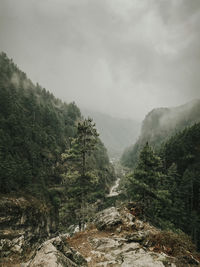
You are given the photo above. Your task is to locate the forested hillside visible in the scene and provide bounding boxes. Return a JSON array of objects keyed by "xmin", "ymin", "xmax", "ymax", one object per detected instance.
[
  {"xmin": 0, "ymin": 52, "xmax": 115, "ymax": 208},
  {"xmin": 1, "ymin": 52, "xmax": 200, "ymax": 264},
  {"xmin": 121, "ymin": 122, "xmax": 200, "ymax": 249},
  {"xmin": 121, "ymin": 100, "xmax": 200, "ymax": 168},
  {"xmin": 161, "ymin": 123, "xmax": 200, "ymax": 247},
  {"xmin": 81, "ymin": 108, "xmax": 140, "ymax": 158}
]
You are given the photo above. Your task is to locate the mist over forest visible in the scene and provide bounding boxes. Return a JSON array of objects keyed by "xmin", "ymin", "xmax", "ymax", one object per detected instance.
[
  {"xmin": 1, "ymin": 0, "xmax": 200, "ymax": 121},
  {"xmin": 81, "ymin": 108, "xmax": 140, "ymax": 158},
  {"xmin": 1, "ymin": 1, "xmax": 200, "ymax": 266}
]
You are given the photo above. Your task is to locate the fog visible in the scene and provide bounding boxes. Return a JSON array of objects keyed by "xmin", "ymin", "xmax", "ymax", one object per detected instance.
[{"xmin": 0, "ymin": 0, "xmax": 200, "ymax": 121}]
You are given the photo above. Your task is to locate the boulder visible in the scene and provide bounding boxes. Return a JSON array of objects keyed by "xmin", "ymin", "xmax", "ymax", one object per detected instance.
[
  {"xmin": 23, "ymin": 236, "xmax": 87, "ymax": 267},
  {"xmin": 94, "ymin": 207, "xmax": 122, "ymax": 230},
  {"xmin": 87, "ymin": 235, "xmax": 176, "ymax": 267},
  {"xmin": 125, "ymin": 231, "xmax": 148, "ymax": 243}
]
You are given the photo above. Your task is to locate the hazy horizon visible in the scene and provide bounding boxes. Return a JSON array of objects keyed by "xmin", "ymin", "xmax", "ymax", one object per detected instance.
[{"xmin": 1, "ymin": 0, "xmax": 200, "ymax": 121}]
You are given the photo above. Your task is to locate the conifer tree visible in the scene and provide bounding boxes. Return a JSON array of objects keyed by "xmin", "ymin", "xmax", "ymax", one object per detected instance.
[
  {"xmin": 164, "ymin": 163, "xmax": 184, "ymax": 228},
  {"xmin": 61, "ymin": 118, "xmax": 99, "ymax": 228},
  {"xmin": 125, "ymin": 143, "xmax": 169, "ymax": 221}
]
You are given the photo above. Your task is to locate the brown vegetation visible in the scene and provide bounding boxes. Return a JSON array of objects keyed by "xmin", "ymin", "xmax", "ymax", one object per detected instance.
[
  {"xmin": 67, "ymin": 225, "xmax": 115, "ymax": 266},
  {"xmin": 146, "ymin": 231, "xmax": 200, "ymax": 264}
]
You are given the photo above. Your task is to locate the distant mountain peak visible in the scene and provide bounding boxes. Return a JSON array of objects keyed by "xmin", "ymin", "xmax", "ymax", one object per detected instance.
[
  {"xmin": 81, "ymin": 108, "xmax": 140, "ymax": 158},
  {"xmin": 121, "ymin": 99, "xmax": 200, "ymax": 168}
]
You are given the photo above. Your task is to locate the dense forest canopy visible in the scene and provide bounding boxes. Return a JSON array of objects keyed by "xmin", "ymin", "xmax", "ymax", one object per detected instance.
[
  {"xmin": 121, "ymin": 121, "xmax": 200, "ymax": 249},
  {"xmin": 0, "ymin": 52, "xmax": 115, "ymax": 213},
  {"xmin": 0, "ymin": 52, "xmax": 80, "ymax": 195},
  {"xmin": 121, "ymin": 100, "xmax": 200, "ymax": 168},
  {"xmin": 1, "ymin": 51, "xmax": 200, "ymax": 251}
]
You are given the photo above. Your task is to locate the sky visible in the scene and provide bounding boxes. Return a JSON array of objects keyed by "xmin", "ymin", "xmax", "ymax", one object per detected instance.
[{"xmin": 0, "ymin": 0, "xmax": 200, "ymax": 121}]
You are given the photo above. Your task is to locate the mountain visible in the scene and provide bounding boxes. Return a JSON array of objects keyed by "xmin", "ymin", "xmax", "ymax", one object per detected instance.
[
  {"xmin": 0, "ymin": 51, "xmax": 83, "ymax": 195},
  {"xmin": 160, "ymin": 122, "xmax": 200, "ymax": 248},
  {"xmin": 1, "ymin": 52, "xmax": 199, "ymax": 266},
  {"xmin": 121, "ymin": 99, "xmax": 200, "ymax": 168},
  {"xmin": 81, "ymin": 108, "xmax": 140, "ymax": 159},
  {"xmin": 120, "ymin": 108, "xmax": 200, "ymax": 249},
  {"xmin": 0, "ymin": 52, "xmax": 115, "ymax": 233}
]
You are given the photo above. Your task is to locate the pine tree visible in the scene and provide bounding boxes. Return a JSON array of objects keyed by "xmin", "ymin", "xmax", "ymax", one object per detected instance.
[
  {"xmin": 125, "ymin": 143, "xmax": 169, "ymax": 221},
  {"xmin": 61, "ymin": 118, "xmax": 99, "ymax": 228},
  {"xmin": 164, "ymin": 163, "xmax": 184, "ymax": 228}
]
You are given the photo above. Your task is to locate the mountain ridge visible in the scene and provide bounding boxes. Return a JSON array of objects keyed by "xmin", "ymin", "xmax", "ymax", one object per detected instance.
[{"xmin": 121, "ymin": 99, "xmax": 200, "ymax": 168}]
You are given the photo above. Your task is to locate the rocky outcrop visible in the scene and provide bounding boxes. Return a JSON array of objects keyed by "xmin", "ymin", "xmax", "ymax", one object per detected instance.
[
  {"xmin": 23, "ymin": 235, "xmax": 87, "ymax": 267},
  {"xmin": 87, "ymin": 236, "xmax": 176, "ymax": 267},
  {"xmin": 94, "ymin": 207, "xmax": 122, "ymax": 231},
  {"xmin": 2, "ymin": 201, "xmax": 199, "ymax": 266},
  {"xmin": 67, "ymin": 206, "xmax": 200, "ymax": 267},
  {"xmin": 0, "ymin": 195, "xmax": 57, "ymax": 264}
]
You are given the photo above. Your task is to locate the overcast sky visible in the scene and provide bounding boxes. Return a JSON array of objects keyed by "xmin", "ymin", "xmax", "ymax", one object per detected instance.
[{"xmin": 0, "ymin": 0, "xmax": 200, "ymax": 121}]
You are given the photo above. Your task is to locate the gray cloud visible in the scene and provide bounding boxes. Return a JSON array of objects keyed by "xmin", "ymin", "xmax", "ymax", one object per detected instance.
[{"xmin": 0, "ymin": 0, "xmax": 200, "ymax": 120}]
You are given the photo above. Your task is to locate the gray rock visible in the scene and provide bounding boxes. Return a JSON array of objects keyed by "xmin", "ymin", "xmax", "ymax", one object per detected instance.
[
  {"xmin": 25, "ymin": 242, "xmax": 77, "ymax": 267},
  {"xmin": 121, "ymin": 242, "xmax": 140, "ymax": 252},
  {"xmin": 116, "ymin": 226, "xmax": 122, "ymax": 233},
  {"xmin": 121, "ymin": 249, "xmax": 170, "ymax": 267},
  {"xmin": 0, "ymin": 196, "xmax": 58, "ymax": 260},
  {"xmin": 134, "ymin": 219, "xmax": 145, "ymax": 230},
  {"xmin": 95, "ymin": 207, "xmax": 122, "ymax": 230},
  {"xmin": 90, "ymin": 237, "xmax": 120, "ymax": 252},
  {"xmin": 123, "ymin": 210, "xmax": 135, "ymax": 223},
  {"xmin": 87, "ymin": 234, "xmax": 176, "ymax": 267},
  {"xmin": 86, "ymin": 207, "xmax": 178, "ymax": 266},
  {"xmin": 24, "ymin": 236, "xmax": 87, "ymax": 267},
  {"xmin": 70, "ymin": 249, "xmax": 88, "ymax": 266},
  {"xmin": 125, "ymin": 231, "xmax": 148, "ymax": 243}
]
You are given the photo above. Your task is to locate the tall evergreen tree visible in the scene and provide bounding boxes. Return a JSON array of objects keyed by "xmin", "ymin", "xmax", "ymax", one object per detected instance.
[
  {"xmin": 124, "ymin": 143, "xmax": 170, "ymax": 221},
  {"xmin": 61, "ymin": 118, "xmax": 99, "ymax": 228}
]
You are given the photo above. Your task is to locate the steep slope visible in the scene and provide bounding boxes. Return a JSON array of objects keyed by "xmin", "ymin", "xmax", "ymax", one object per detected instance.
[
  {"xmin": 0, "ymin": 52, "xmax": 116, "ymax": 262},
  {"xmin": 0, "ymin": 52, "xmax": 81, "ymax": 195},
  {"xmin": 121, "ymin": 100, "xmax": 200, "ymax": 168},
  {"xmin": 160, "ymin": 122, "xmax": 200, "ymax": 248},
  {"xmin": 120, "ymin": 122, "xmax": 200, "ymax": 249},
  {"xmin": 81, "ymin": 108, "xmax": 140, "ymax": 158},
  {"xmin": 0, "ymin": 52, "xmax": 114, "ymax": 197},
  {"xmin": 0, "ymin": 195, "xmax": 57, "ymax": 263}
]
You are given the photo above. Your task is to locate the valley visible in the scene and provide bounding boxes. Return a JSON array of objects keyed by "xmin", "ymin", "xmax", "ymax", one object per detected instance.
[{"xmin": 0, "ymin": 52, "xmax": 200, "ymax": 266}]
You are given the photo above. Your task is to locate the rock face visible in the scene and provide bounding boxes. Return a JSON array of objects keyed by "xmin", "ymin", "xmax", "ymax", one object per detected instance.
[
  {"xmin": 0, "ymin": 195, "xmax": 57, "ymax": 263},
  {"xmin": 1, "ymin": 202, "xmax": 199, "ymax": 267},
  {"xmin": 86, "ymin": 235, "xmax": 175, "ymax": 267},
  {"xmin": 67, "ymin": 206, "xmax": 200, "ymax": 267},
  {"xmin": 23, "ymin": 236, "xmax": 87, "ymax": 267},
  {"xmin": 94, "ymin": 207, "xmax": 122, "ymax": 230},
  {"xmin": 84, "ymin": 207, "xmax": 176, "ymax": 266}
]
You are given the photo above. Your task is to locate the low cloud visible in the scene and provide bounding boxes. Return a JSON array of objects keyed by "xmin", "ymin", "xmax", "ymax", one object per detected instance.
[{"xmin": 0, "ymin": 0, "xmax": 200, "ymax": 120}]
